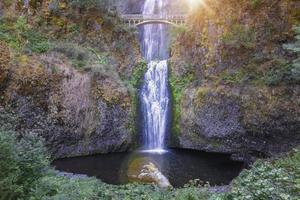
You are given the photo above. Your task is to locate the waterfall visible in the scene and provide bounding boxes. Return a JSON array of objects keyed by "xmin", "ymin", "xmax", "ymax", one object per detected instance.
[{"xmin": 140, "ymin": 0, "xmax": 170, "ymax": 151}]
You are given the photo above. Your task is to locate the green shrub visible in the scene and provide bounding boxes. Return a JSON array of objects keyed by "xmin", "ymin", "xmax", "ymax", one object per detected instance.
[
  {"xmin": 23, "ymin": 30, "xmax": 50, "ymax": 53},
  {"xmin": 0, "ymin": 108, "xmax": 19, "ymax": 131},
  {"xmin": 0, "ymin": 130, "xmax": 49, "ymax": 200},
  {"xmin": 50, "ymin": 42, "xmax": 90, "ymax": 69},
  {"xmin": 130, "ymin": 60, "xmax": 147, "ymax": 88},
  {"xmin": 283, "ymin": 26, "xmax": 300, "ymax": 54},
  {"xmin": 263, "ymin": 27, "xmax": 300, "ymax": 86},
  {"xmin": 221, "ymin": 24, "xmax": 256, "ymax": 49},
  {"xmin": 228, "ymin": 149, "xmax": 300, "ymax": 200},
  {"xmin": 0, "ymin": 16, "xmax": 49, "ymax": 53},
  {"xmin": 262, "ymin": 59, "xmax": 289, "ymax": 86},
  {"xmin": 282, "ymin": 26, "xmax": 300, "ymax": 84}
]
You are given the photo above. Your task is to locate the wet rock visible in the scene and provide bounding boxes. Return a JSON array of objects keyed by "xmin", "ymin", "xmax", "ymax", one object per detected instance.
[
  {"xmin": 127, "ymin": 157, "xmax": 172, "ymax": 188},
  {"xmin": 137, "ymin": 162, "xmax": 171, "ymax": 188}
]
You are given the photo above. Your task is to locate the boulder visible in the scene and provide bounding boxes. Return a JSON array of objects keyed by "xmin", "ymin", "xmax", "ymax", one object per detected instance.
[{"xmin": 127, "ymin": 157, "xmax": 172, "ymax": 188}]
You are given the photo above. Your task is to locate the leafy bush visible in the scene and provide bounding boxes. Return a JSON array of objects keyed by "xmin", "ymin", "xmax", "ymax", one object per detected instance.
[
  {"xmin": 262, "ymin": 59, "xmax": 289, "ymax": 86},
  {"xmin": 227, "ymin": 149, "xmax": 300, "ymax": 200},
  {"xmin": 24, "ymin": 30, "xmax": 50, "ymax": 53},
  {"xmin": 221, "ymin": 24, "xmax": 256, "ymax": 49},
  {"xmin": 0, "ymin": 16, "xmax": 49, "ymax": 53},
  {"xmin": 282, "ymin": 26, "xmax": 300, "ymax": 84},
  {"xmin": 50, "ymin": 42, "xmax": 90, "ymax": 69},
  {"xmin": 263, "ymin": 27, "xmax": 300, "ymax": 85},
  {"xmin": 130, "ymin": 60, "xmax": 148, "ymax": 88},
  {"xmin": 68, "ymin": 0, "xmax": 113, "ymax": 10},
  {"xmin": 0, "ymin": 130, "xmax": 49, "ymax": 200}
]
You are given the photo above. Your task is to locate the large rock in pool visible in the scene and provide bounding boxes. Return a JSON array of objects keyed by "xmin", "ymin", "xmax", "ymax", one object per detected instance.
[{"xmin": 127, "ymin": 157, "xmax": 172, "ymax": 188}]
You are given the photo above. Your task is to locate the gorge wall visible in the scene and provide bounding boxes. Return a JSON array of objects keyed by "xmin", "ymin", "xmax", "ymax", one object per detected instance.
[
  {"xmin": 169, "ymin": 0, "xmax": 300, "ymax": 162},
  {"xmin": 0, "ymin": 0, "xmax": 145, "ymax": 158}
]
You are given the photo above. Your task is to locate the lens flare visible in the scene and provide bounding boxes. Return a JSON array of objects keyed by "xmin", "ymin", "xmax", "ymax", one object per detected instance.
[{"xmin": 188, "ymin": 0, "xmax": 203, "ymax": 10}]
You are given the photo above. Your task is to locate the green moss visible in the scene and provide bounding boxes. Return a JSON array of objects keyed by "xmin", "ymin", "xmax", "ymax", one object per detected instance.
[
  {"xmin": 169, "ymin": 69, "xmax": 196, "ymax": 136},
  {"xmin": 124, "ymin": 60, "xmax": 147, "ymax": 140}
]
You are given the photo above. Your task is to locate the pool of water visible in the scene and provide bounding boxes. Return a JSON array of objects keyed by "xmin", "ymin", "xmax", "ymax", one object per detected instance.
[{"xmin": 53, "ymin": 149, "xmax": 244, "ymax": 188}]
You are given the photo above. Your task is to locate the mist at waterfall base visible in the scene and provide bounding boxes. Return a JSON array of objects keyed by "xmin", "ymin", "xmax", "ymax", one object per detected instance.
[{"xmin": 53, "ymin": 149, "xmax": 244, "ymax": 187}]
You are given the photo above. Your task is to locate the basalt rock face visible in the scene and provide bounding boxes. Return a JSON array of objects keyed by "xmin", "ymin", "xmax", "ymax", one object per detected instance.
[
  {"xmin": 176, "ymin": 85, "xmax": 300, "ymax": 162},
  {"xmin": 169, "ymin": 0, "xmax": 300, "ymax": 162},
  {"xmin": 0, "ymin": 1, "xmax": 143, "ymax": 158},
  {"xmin": 0, "ymin": 54, "xmax": 135, "ymax": 158}
]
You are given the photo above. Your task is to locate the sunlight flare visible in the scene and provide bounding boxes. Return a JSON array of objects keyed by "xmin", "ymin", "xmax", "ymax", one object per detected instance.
[{"xmin": 188, "ymin": 0, "xmax": 204, "ymax": 9}]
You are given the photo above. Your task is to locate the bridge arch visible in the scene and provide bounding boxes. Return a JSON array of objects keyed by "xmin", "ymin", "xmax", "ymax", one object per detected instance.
[
  {"xmin": 136, "ymin": 20, "xmax": 180, "ymax": 27},
  {"xmin": 121, "ymin": 14, "xmax": 186, "ymax": 27}
]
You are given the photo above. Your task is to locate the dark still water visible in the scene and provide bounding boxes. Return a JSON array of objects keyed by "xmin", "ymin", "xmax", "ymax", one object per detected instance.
[{"xmin": 53, "ymin": 149, "xmax": 244, "ymax": 188}]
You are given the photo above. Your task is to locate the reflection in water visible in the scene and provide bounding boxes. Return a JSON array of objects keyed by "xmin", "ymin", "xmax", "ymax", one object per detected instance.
[{"xmin": 53, "ymin": 149, "xmax": 244, "ymax": 188}]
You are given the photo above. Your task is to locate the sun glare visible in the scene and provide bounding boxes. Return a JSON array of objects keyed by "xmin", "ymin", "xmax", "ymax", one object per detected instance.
[{"xmin": 188, "ymin": 0, "xmax": 203, "ymax": 9}]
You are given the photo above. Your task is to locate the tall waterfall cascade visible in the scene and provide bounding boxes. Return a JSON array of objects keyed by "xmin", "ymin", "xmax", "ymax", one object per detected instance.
[{"xmin": 140, "ymin": 0, "xmax": 170, "ymax": 152}]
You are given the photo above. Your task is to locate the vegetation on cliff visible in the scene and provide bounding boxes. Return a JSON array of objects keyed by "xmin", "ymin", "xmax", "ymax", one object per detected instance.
[{"xmin": 169, "ymin": 0, "xmax": 300, "ymax": 160}]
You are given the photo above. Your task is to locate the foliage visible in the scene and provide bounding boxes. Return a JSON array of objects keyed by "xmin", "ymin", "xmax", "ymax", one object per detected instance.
[
  {"xmin": 169, "ymin": 69, "xmax": 195, "ymax": 135},
  {"xmin": 283, "ymin": 26, "xmax": 300, "ymax": 54},
  {"xmin": 50, "ymin": 42, "xmax": 90, "ymax": 69},
  {"xmin": 68, "ymin": 0, "xmax": 115, "ymax": 11},
  {"xmin": 282, "ymin": 26, "xmax": 300, "ymax": 84},
  {"xmin": 31, "ymin": 174, "xmax": 211, "ymax": 200},
  {"xmin": 221, "ymin": 24, "xmax": 256, "ymax": 49},
  {"xmin": 220, "ymin": 68, "xmax": 250, "ymax": 85},
  {"xmin": 227, "ymin": 148, "xmax": 300, "ymax": 200},
  {"xmin": 3, "ymin": 0, "xmax": 14, "ymax": 8},
  {"xmin": 0, "ymin": 107, "xmax": 19, "ymax": 131},
  {"xmin": 23, "ymin": 30, "xmax": 50, "ymax": 53},
  {"xmin": 0, "ymin": 130, "xmax": 49, "ymax": 200},
  {"xmin": 248, "ymin": 0, "xmax": 263, "ymax": 9},
  {"xmin": 263, "ymin": 27, "xmax": 300, "ymax": 85},
  {"xmin": 130, "ymin": 60, "xmax": 148, "ymax": 88},
  {"xmin": 88, "ymin": 47, "xmax": 108, "ymax": 65},
  {"xmin": 263, "ymin": 60, "xmax": 292, "ymax": 85},
  {"xmin": 0, "ymin": 16, "xmax": 49, "ymax": 53}
]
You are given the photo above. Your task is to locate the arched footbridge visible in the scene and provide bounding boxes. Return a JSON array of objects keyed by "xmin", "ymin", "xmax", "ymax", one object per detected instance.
[{"xmin": 121, "ymin": 14, "xmax": 186, "ymax": 27}]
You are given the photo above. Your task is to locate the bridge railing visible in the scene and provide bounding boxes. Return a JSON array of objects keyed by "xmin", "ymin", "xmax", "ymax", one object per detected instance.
[{"xmin": 121, "ymin": 14, "xmax": 187, "ymax": 21}]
